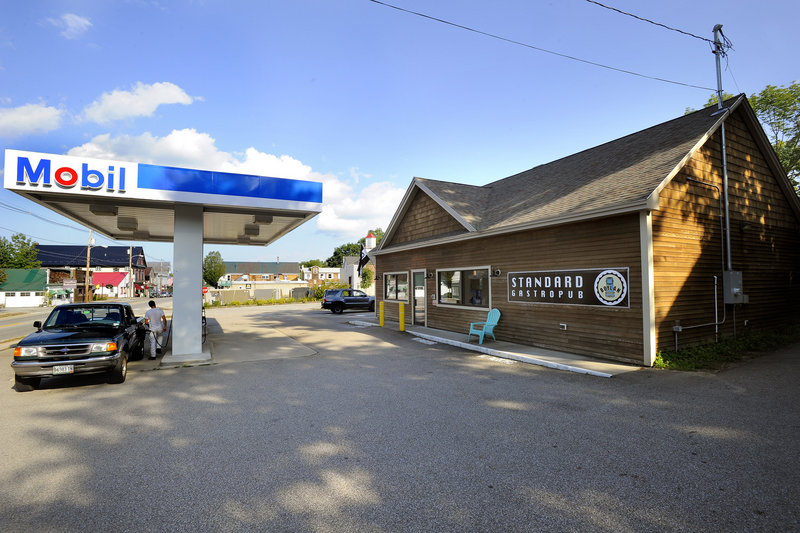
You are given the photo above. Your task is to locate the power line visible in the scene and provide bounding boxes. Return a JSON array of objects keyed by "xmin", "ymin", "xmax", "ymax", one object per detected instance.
[
  {"xmin": 584, "ymin": 0, "xmax": 716, "ymax": 45},
  {"xmin": 0, "ymin": 201, "xmax": 88, "ymax": 233},
  {"xmin": 0, "ymin": 201, "xmax": 117, "ymax": 245},
  {"xmin": 0, "ymin": 225, "xmax": 74, "ymax": 245},
  {"xmin": 367, "ymin": 0, "xmax": 716, "ymax": 91}
]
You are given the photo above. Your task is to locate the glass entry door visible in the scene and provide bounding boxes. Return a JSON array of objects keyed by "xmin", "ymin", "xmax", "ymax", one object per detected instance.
[{"xmin": 412, "ymin": 271, "xmax": 426, "ymax": 326}]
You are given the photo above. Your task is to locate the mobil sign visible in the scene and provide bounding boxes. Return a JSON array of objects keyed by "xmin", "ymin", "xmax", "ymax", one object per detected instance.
[
  {"xmin": 4, "ymin": 149, "xmax": 324, "ymax": 209},
  {"xmin": 4, "ymin": 149, "xmax": 137, "ymax": 197}
]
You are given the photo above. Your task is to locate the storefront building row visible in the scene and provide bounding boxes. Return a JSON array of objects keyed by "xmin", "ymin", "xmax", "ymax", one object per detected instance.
[{"xmin": 371, "ymin": 96, "xmax": 800, "ymax": 366}]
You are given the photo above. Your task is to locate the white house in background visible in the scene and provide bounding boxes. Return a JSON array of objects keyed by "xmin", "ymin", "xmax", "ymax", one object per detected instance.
[{"xmin": 302, "ymin": 266, "xmax": 342, "ymax": 287}]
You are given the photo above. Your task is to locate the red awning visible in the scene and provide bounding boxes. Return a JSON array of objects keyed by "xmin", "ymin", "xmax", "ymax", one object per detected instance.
[
  {"xmin": 135, "ymin": 283, "xmax": 143, "ymax": 289},
  {"xmin": 91, "ymin": 272, "xmax": 128, "ymax": 287}
]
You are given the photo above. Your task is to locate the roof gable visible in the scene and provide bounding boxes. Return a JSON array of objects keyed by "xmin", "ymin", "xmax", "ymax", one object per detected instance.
[{"xmin": 381, "ymin": 179, "xmax": 477, "ymax": 247}]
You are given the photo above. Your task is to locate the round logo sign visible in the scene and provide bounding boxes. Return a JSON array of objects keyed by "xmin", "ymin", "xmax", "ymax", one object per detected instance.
[{"xmin": 593, "ymin": 269, "xmax": 627, "ymax": 306}]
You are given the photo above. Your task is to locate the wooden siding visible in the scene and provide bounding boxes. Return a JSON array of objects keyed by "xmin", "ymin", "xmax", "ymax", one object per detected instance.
[
  {"xmin": 387, "ymin": 190, "xmax": 467, "ymax": 246},
  {"xmin": 652, "ymin": 112, "xmax": 800, "ymax": 351},
  {"xmin": 377, "ymin": 214, "xmax": 645, "ymax": 363}
]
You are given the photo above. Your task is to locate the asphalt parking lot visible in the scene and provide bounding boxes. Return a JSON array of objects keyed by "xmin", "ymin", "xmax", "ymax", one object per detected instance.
[{"xmin": 1, "ymin": 303, "xmax": 798, "ymax": 532}]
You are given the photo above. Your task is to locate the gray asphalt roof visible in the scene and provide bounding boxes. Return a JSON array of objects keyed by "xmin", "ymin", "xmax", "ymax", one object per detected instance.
[{"xmin": 415, "ymin": 97, "xmax": 741, "ymax": 234}]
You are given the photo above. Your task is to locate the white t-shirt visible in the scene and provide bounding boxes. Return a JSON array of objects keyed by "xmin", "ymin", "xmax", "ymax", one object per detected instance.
[{"xmin": 144, "ymin": 307, "xmax": 166, "ymax": 330}]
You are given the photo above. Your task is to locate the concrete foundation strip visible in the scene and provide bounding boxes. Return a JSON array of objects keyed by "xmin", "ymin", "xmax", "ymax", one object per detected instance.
[{"xmin": 348, "ymin": 320, "xmax": 613, "ymax": 378}]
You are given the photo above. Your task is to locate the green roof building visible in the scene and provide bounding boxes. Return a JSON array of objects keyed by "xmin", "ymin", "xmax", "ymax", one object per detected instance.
[{"xmin": 0, "ymin": 269, "xmax": 47, "ymax": 308}]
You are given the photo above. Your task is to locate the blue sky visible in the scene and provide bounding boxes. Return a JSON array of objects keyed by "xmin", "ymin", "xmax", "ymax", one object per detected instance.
[{"xmin": 1, "ymin": 0, "xmax": 797, "ymax": 267}]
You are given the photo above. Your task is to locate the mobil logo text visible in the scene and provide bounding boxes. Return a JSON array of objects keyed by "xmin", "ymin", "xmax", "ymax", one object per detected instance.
[{"xmin": 16, "ymin": 156, "xmax": 128, "ymax": 193}]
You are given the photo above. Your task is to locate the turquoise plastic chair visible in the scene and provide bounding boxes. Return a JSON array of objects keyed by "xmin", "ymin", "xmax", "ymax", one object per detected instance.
[{"xmin": 468, "ymin": 308, "xmax": 501, "ymax": 344}]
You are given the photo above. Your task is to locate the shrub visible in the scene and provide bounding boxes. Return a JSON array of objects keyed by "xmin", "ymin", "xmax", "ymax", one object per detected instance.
[{"xmin": 654, "ymin": 323, "xmax": 800, "ymax": 371}]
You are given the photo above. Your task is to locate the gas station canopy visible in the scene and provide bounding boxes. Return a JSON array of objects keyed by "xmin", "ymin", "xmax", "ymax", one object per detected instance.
[
  {"xmin": 3, "ymin": 149, "xmax": 323, "ymax": 245},
  {"xmin": 4, "ymin": 149, "xmax": 324, "ymax": 360}
]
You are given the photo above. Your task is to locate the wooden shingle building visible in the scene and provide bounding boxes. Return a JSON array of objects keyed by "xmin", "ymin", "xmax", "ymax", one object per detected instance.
[{"xmin": 372, "ymin": 95, "xmax": 800, "ymax": 366}]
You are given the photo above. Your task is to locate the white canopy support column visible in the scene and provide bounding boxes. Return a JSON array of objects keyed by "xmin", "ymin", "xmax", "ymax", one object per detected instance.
[{"xmin": 168, "ymin": 204, "xmax": 208, "ymax": 362}]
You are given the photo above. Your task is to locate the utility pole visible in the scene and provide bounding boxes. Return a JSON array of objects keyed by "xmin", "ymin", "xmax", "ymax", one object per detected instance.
[
  {"xmin": 712, "ymin": 24, "xmax": 733, "ymax": 272},
  {"xmin": 84, "ymin": 230, "xmax": 92, "ymax": 303},
  {"xmin": 128, "ymin": 245, "xmax": 133, "ymax": 298}
]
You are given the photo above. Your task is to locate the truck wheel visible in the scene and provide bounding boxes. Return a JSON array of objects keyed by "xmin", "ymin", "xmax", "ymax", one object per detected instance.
[
  {"xmin": 332, "ymin": 302, "xmax": 344, "ymax": 314},
  {"xmin": 15, "ymin": 375, "xmax": 40, "ymax": 392},
  {"xmin": 129, "ymin": 342, "xmax": 144, "ymax": 361},
  {"xmin": 369, "ymin": 302, "xmax": 375, "ymax": 312},
  {"xmin": 108, "ymin": 354, "xmax": 128, "ymax": 384}
]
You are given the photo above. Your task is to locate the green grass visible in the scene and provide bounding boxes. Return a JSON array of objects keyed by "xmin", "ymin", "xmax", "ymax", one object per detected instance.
[{"xmin": 654, "ymin": 323, "xmax": 800, "ymax": 371}]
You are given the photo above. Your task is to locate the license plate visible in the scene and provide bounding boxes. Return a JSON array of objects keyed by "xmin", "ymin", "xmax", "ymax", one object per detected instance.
[{"xmin": 52, "ymin": 364, "xmax": 74, "ymax": 375}]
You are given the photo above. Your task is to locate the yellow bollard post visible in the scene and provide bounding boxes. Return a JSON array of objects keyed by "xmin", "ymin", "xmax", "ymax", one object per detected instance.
[
  {"xmin": 399, "ymin": 302, "xmax": 405, "ymax": 332},
  {"xmin": 379, "ymin": 301, "xmax": 385, "ymax": 327}
]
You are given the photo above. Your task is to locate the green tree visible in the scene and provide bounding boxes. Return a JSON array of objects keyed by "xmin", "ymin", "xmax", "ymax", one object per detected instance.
[
  {"xmin": 300, "ymin": 259, "xmax": 326, "ymax": 269},
  {"xmin": 749, "ymin": 82, "xmax": 800, "ymax": 192},
  {"xmin": 202, "ymin": 251, "xmax": 226, "ymax": 288},
  {"xmin": 326, "ymin": 243, "xmax": 361, "ymax": 268},
  {"xmin": 690, "ymin": 83, "xmax": 800, "ymax": 194},
  {"xmin": 360, "ymin": 266, "xmax": 374, "ymax": 289},
  {"xmin": 701, "ymin": 91, "xmax": 736, "ymax": 109},
  {"xmin": 357, "ymin": 228, "xmax": 385, "ymax": 247},
  {"xmin": 326, "ymin": 228, "xmax": 386, "ymax": 268},
  {"xmin": 0, "ymin": 233, "xmax": 41, "ymax": 268}
]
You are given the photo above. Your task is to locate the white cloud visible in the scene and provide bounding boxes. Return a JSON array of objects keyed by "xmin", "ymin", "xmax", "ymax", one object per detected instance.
[
  {"xmin": 82, "ymin": 82, "xmax": 194, "ymax": 124},
  {"xmin": 45, "ymin": 13, "xmax": 92, "ymax": 39},
  {"xmin": 315, "ymin": 181, "xmax": 405, "ymax": 237},
  {"xmin": 67, "ymin": 129, "xmax": 405, "ymax": 239},
  {"xmin": 0, "ymin": 103, "xmax": 64, "ymax": 138}
]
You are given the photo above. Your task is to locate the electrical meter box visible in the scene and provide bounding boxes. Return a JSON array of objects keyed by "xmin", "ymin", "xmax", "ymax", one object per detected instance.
[{"xmin": 723, "ymin": 270, "xmax": 746, "ymax": 304}]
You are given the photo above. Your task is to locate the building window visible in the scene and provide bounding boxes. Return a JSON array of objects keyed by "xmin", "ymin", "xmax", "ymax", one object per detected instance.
[
  {"xmin": 19, "ymin": 292, "xmax": 31, "ymax": 297},
  {"xmin": 384, "ymin": 272, "xmax": 409, "ymax": 301},
  {"xmin": 437, "ymin": 267, "xmax": 490, "ymax": 308}
]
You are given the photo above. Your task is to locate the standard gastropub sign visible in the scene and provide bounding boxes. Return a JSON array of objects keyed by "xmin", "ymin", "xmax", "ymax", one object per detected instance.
[{"xmin": 508, "ymin": 268, "xmax": 629, "ymax": 307}]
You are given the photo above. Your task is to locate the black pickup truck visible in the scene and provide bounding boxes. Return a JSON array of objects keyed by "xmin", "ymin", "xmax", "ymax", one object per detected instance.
[{"xmin": 12, "ymin": 302, "xmax": 147, "ymax": 391}]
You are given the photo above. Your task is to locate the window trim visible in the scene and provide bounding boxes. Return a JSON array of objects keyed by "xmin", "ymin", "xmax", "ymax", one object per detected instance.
[
  {"xmin": 435, "ymin": 265, "xmax": 491, "ymax": 310},
  {"xmin": 383, "ymin": 271, "xmax": 410, "ymax": 302}
]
